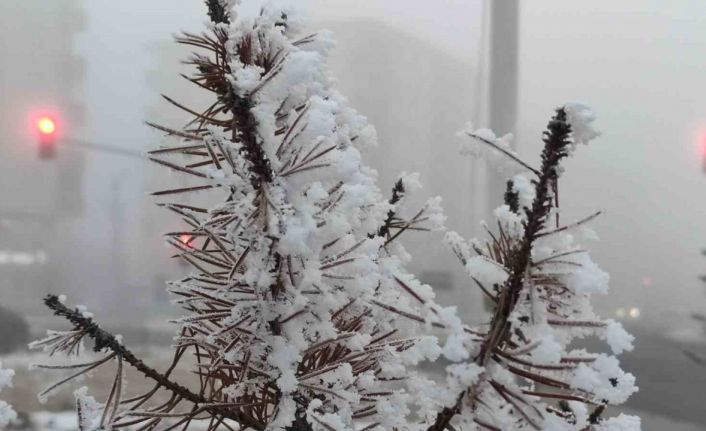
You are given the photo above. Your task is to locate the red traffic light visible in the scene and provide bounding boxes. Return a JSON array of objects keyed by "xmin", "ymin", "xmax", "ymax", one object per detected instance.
[
  {"xmin": 36, "ymin": 116, "xmax": 57, "ymax": 159},
  {"xmin": 37, "ymin": 116, "xmax": 56, "ymax": 136},
  {"xmin": 179, "ymin": 234, "xmax": 195, "ymax": 248}
]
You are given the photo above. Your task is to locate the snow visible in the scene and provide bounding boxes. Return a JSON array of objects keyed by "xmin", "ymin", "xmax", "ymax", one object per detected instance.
[
  {"xmin": 571, "ymin": 355, "xmax": 638, "ymax": 404},
  {"xmin": 269, "ymin": 336, "xmax": 301, "ymax": 394},
  {"xmin": 443, "ymin": 230, "xmax": 471, "ymax": 264},
  {"xmin": 446, "ymin": 362, "xmax": 483, "ymax": 387},
  {"xmin": 0, "ymin": 361, "xmax": 16, "ymax": 428},
  {"xmin": 401, "ymin": 335, "xmax": 441, "ymax": 364},
  {"xmin": 566, "ymin": 253, "xmax": 610, "ymax": 295},
  {"xmin": 564, "ymin": 102, "xmax": 601, "ymax": 146},
  {"xmin": 233, "ymin": 63, "xmax": 264, "ymax": 93},
  {"xmin": 529, "ymin": 327, "xmax": 563, "ymax": 364},
  {"xmin": 494, "ymin": 204, "xmax": 524, "ymax": 236},
  {"xmin": 270, "ymin": 396, "xmax": 297, "ymax": 430},
  {"xmin": 0, "ymin": 365, "xmax": 13, "ymax": 391},
  {"xmin": 511, "ymin": 174, "xmax": 535, "ymax": 208},
  {"xmin": 604, "ymin": 319, "xmax": 635, "ymax": 355},
  {"xmin": 399, "ymin": 171, "xmax": 423, "ymax": 194},
  {"xmin": 75, "ymin": 305, "xmax": 94, "ymax": 319},
  {"xmin": 464, "ymin": 255, "xmax": 509, "ymax": 287},
  {"xmin": 458, "ymin": 124, "xmax": 525, "ymax": 174},
  {"xmin": 74, "ymin": 387, "xmax": 102, "ymax": 431},
  {"xmin": 440, "ymin": 333, "xmax": 470, "ymax": 362},
  {"xmin": 423, "ymin": 196, "xmax": 446, "ymax": 230},
  {"xmin": 0, "ymin": 401, "xmax": 16, "ymax": 429}
]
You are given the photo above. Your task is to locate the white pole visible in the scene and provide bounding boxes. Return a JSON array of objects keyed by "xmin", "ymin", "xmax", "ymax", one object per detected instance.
[{"xmin": 487, "ymin": 0, "xmax": 519, "ymax": 212}]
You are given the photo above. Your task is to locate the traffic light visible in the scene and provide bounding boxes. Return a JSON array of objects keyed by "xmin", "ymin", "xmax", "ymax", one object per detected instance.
[
  {"xmin": 177, "ymin": 234, "xmax": 195, "ymax": 269},
  {"xmin": 36, "ymin": 116, "xmax": 57, "ymax": 159},
  {"xmin": 179, "ymin": 234, "xmax": 194, "ymax": 249}
]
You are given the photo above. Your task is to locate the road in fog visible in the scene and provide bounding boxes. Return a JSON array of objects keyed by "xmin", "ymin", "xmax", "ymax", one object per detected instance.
[{"xmin": 616, "ymin": 330, "xmax": 706, "ymax": 426}]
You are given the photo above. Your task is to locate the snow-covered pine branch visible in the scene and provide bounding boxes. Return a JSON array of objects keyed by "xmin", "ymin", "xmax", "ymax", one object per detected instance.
[
  {"xmin": 27, "ymin": 1, "xmax": 639, "ymax": 430},
  {"xmin": 424, "ymin": 107, "xmax": 639, "ymax": 431},
  {"xmin": 146, "ymin": 5, "xmax": 448, "ymax": 430},
  {"xmin": 30, "ymin": 2, "xmax": 446, "ymax": 431}
]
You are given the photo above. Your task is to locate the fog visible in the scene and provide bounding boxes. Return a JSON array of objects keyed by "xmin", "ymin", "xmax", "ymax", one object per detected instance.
[
  {"xmin": 2, "ymin": 0, "xmax": 706, "ymax": 427},
  {"xmin": 67, "ymin": 0, "xmax": 706, "ymax": 329},
  {"xmin": 518, "ymin": 1, "xmax": 706, "ymax": 328}
]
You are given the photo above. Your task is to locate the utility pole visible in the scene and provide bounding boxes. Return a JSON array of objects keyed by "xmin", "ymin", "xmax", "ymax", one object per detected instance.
[{"xmin": 487, "ymin": 0, "xmax": 520, "ymax": 212}]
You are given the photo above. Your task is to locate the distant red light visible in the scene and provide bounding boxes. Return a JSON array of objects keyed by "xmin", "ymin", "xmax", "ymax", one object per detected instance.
[
  {"xmin": 37, "ymin": 116, "xmax": 56, "ymax": 136},
  {"xmin": 180, "ymin": 234, "xmax": 194, "ymax": 248},
  {"xmin": 35, "ymin": 115, "xmax": 58, "ymax": 159},
  {"xmin": 37, "ymin": 117, "xmax": 56, "ymax": 135},
  {"xmin": 702, "ymin": 133, "xmax": 706, "ymax": 172}
]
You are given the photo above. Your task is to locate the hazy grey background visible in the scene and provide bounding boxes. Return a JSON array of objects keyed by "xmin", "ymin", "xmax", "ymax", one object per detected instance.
[{"xmin": 75, "ymin": 0, "xmax": 706, "ymax": 328}]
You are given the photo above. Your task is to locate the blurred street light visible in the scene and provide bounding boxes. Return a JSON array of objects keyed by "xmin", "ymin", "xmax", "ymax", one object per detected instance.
[{"xmin": 616, "ymin": 306, "xmax": 641, "ymax": 319}]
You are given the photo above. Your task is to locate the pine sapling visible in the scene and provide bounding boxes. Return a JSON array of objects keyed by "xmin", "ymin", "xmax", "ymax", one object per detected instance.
[
  {"xmin": 30, "ymin": 2, "xmax": 446, "ymax": 430},
  {"xmin": 27, "ymin": 2, "xmax": 639, "ymax": 431}
]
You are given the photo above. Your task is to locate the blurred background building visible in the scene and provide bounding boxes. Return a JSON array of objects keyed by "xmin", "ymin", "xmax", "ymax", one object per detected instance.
[
  {"xmin": 318, "ymin": 18, "xmax": 480, "ymax": 312},
  {"xmin": 0, "ymin": 0, "xmax": 86, "ymax": 329}
]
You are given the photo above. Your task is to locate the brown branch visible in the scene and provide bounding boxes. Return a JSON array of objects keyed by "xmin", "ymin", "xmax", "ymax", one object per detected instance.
[{"xmin": 43, "ymin": 295, "xmax": 266, "ymax": 431}]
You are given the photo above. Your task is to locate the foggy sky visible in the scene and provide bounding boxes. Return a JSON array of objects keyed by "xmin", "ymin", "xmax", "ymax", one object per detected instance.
[
  {"xmin": 518, "ymin": 0, "xmax": 706, "ymax": 328},
  {"xmin": 75, "ymin": 0, "xmax": 706, "ymax": 331}
]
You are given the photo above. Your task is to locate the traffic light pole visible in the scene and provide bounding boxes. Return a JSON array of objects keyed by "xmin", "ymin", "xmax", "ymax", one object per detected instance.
[
  {"xmin": 63, "ymin": 138, "xmax": 144, "ymax": 160},
  {"xmin": 34, "ymin": 115, "xmax": 144, "ymax": 161}
]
